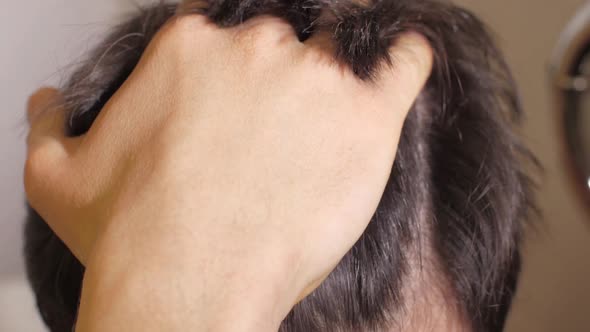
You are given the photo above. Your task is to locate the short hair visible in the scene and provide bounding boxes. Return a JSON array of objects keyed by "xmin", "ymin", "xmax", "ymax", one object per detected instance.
[{"xmin": 24, "ymin": 1, "xmax": 536, "ymax": 331}]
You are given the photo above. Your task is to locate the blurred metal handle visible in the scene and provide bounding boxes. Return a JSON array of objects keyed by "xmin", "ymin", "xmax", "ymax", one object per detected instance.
[
  {"xmin": 550, "ymin": 1, "xmax": 590, "ymax": 206},
  {"xmin": 551, "ymin": 2, "xmax": 590, "ymax": 89}
]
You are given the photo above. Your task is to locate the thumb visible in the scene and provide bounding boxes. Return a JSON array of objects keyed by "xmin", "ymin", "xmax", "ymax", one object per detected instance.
[{"xmin": 24, "ymin": 87, "xmax": 80, "ymax": 209}]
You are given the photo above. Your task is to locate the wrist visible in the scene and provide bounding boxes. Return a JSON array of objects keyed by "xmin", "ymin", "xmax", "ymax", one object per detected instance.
[{"xmin": 76, "ymin": 214, "xmax": 299, "ymax": 332}]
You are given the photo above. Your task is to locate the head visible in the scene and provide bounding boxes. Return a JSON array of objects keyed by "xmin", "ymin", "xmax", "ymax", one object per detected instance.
[{"xmin": 24, "ymin": 1, "xmax": 536, "ymax": 331}]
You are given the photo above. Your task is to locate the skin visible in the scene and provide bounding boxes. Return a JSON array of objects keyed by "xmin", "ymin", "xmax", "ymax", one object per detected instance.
[{"xmin": 24, "ymin": 13, "xmax": 432, "ymax": 332}]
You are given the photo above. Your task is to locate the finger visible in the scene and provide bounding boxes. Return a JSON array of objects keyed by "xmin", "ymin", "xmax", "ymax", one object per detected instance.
[
  {"xmin": 378, "ymin": 32, "xmax": 433, "ymax": 116},
  {"xmin": 301, "ymin": 6, "xmax": 338, "ymax": 61},
  {"xmin": 26, "ymin": 87, "xmax": 79, "ymax": 155},
  {"xmin": 26, "ymin": 87, "xmax": 59, "ymax": 125},
  {"xmin": 25, "ymin": 88, "xmax": 79, "ymax": 207}
]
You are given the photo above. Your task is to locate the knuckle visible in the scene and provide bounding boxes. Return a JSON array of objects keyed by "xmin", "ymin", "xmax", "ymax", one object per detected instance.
[
  {"xmin": 242, "ymin": 15, "xmax": 291, "ymax": 38},
  {"xmin": 165, "ymin": 14, "xmax": 215, "ymax": 38},
  {"xmin": 24, "ymin": 148, "xmax": 90, "ymax": 210},
  {"xmin": 156, "ymin": 15, "xmax": 217, "ymax": 59},
  {"xmin": 231, "ymin": 16, "xmax": 296, "ymax": 55}
]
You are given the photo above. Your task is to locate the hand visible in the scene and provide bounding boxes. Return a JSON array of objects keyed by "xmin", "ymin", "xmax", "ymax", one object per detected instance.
[{"xmin": 25, "ymin": 13, "xmax": 431, "ymax": 329}]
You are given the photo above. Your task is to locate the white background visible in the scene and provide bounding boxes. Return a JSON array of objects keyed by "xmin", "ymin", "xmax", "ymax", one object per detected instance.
[
  {"xmin": 0, "ymin": 1, "xmax": 141, "ymax": 330},
  {"xmin": 1, "ymin": 1, "xmax": 589, "ymax": 331}
]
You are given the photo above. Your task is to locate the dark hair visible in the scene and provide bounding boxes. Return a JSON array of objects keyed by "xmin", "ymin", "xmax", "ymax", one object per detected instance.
[{"xmin": 24, "ymin": 1, "xmax": 536, "ymax": 331}]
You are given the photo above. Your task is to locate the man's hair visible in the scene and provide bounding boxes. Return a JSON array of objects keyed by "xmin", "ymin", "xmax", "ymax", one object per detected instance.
[{"xmin": 24, "ymin": 1, "xmax": 536, "ymax": 331}]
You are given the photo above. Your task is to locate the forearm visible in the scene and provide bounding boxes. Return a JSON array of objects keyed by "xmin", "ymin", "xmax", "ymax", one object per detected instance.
[{"xmin": 74, "ymin": 213, "xmax": 294, "ymax": 332}]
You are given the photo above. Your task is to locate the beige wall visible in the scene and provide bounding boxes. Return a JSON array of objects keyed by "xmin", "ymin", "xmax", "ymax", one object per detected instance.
[
  {"xmin": 0, "ymin": 0, "xmax": 135, "ymax": 276},
  {"xmin": 0, "ymin": 2, "xmax": 138, "ymax": 331},
  {"xmin": 454, "ymin": 1, "xmax": 590, "ymax": 331}
]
